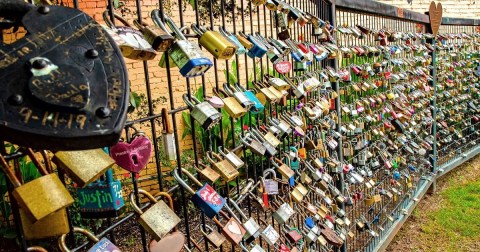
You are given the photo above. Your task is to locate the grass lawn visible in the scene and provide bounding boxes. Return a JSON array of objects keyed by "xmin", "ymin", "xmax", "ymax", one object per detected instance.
[{"xmin": 388, "ymin": 155, "xmax": 480, "ymax": 252}]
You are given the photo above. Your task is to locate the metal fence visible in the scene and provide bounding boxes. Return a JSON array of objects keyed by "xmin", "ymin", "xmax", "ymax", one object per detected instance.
[{"xmin": 0, "ymin": 0, "xmax": 479, "ymax": 251}]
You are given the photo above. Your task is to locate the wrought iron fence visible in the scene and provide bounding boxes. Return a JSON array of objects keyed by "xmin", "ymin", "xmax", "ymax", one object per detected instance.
[{"xmin": 0, "ymin": 0, "xmax": 479, "ymax": 251}]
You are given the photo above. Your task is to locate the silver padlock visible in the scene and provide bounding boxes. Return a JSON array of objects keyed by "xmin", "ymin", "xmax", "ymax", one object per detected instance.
[
  {"xmin": 183, "ymin": 94, "xmax": 222, "ymax": 130},
  {"xmin": 224, "ymin": 84, "xmax": 255, "ymax": 111},
  {"xmin": 272, "ymin": 202, "xmax": 295, "ymax": 224}
]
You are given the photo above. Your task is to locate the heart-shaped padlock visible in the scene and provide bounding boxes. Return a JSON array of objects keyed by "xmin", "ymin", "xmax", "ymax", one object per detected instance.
[{"xmin": 110, "ymin": 132, "xmax": 152, "ymax": 173}]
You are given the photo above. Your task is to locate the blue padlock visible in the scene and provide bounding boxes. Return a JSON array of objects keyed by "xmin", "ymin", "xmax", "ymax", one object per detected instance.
[
  {"xmin": 234, "ymin": 84, "xmax": 265, "ymax": 114},
  {"xmin": 305, "ymin": 217, "xmax": 315, "ymax": 229},
  {"xmin": 77, "ymin": 148, "xmax": 124, "ymax": 218},
  {"xmin": 286, "ymin": 147, "xmax": 300, "ymax": 170},
  {"xmin": 240, "ymin": 32, "xmax": 267, "ymax": 58},
  {"xmin": 163, "ymin": 14, "xmax": 213, "ymax": 77},
  {"xmin": 173, "ymin": 168, "xmax": 225, "ymax": 219},
  {"xmin": 393, "ymin": 170, "xmax": 401, "ymax": 181}
]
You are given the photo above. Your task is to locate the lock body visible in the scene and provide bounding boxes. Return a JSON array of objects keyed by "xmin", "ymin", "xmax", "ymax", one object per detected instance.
[
  {"xmin": 191, "ymin": 101, "xmax": 222, "ymax": 130},
  {"xmin": 273, "ymin": 203, "xmax": 295, "ymax": 224},
  {"xmin": 192, "ymin": 184, "xmax": 225, "ymax": 218},
  {"xmin": 20, "ymin": 208, "xmax": 69, "ymax": 240},
  {"xmin": 212, "ymin": 160, "xmax": 239, "ymax": 182},
  {"xmin": 139, "ymin": 200, "xmax": 181, "ymax": 241},
  {"xmin": 199, "ymin": 31, "xmax": 237, "ymax": 59},
  {"xmin": 223, "ymin": 97, "xmax": 247, "ymax": 118},
  {"xmin": 168, "ymin": 40, "xmax": 213, "ymax": 77}
]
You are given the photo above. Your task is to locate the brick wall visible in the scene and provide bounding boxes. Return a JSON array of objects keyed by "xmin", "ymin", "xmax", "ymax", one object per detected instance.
[{"xmin": 376, "ymin": 0, "xmax": 480, "ymax": 18}]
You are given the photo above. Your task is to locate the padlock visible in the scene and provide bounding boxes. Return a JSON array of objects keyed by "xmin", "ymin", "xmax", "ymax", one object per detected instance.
[
  {"xmin": 272, "ymin": 202, "xmax": 295, "ymax": 224},
  {"xmin": 191, "ymin": 24, "xmax": 237, "ymax": 59},
  {"xmin": 284, "ymin": 76, "xmax": 306, "ymax": 99},
  {"xmin": 240, "ymin": 242, "xmax": 266, "ymax": 252},
  {"xmin": 224, "ymin": 84, "xmax": 255, "ymax": 111},
  {"xmin": 291, "ymin": 183, "xmax": 308, "ymax": 203},
  {"xmin": 77, "ymin": 168, "xmax": 125, "ymax": 218},
  {"xmin": 219, "ymin": 26, "xmax": 246, "ymax": 55},
  {"xmin": 213, "ymin": 87, "xmax": 247, "ymax": 118},
  {"xmin": 130, "ymin": 189, "xmax": 181, "ymax": 241},
  {"xmin": 265, "ymin": 74, "xmax": 290, "ymax": 91},
  {"xmin": 286, "ymin": 147, "xmax": 300, "ymax": 170},
  {"xmin": 0, "ymin": 149, "xmax": 74, "ymax": 222},
  {"xmin": 273, "ymin": 158, "xmax": 295, "ymax": 181},
  {"xmin": 137, "ymin": 12, "xmax": 175, "ymax": 51},
  {"xmin": 212, "ymin": 213, "xmax": 246, "ymax": 246},
  {"xmin": 261, "ymin": 224, "xmax": 280, "ymax": 246},
  {"xmin": 59, "ymin": 227, "xmax": 121, "ymax": 252},
  {"xmin": 242, "ymin": 133, "xmax": 267, "ymax": 155},
  {"xmin": 239, "ymin": 32, "xmax": 268, "ymax": 58},
  {"xmin": 0, "ymin": 2, "xmax": 128, "ymax": 150},
  {"xmin": 194, "ymin": 163, "xmax": 221, "ymax": 184},
  {"xmin": 102, "ymin": 11, "xmax": 157, "ymax": 60},
  {"xmin": 53, "ymin": 148, "xmax": 115, "ymax": 188},
  {"xmin": 284, "ymin": 226, "xmax": 303, "ymax": 244},
  {"xmin": 183, "ymin": 94, "xmax": 222, "ymax": 130},
  {"xmin": 263, "ymin": 169, "xmax": 279, "ymax": 195},
  {"xmin": 163, "ymin": 15, "xmax": 213, "ymax": 77},
  {"xmin": 207, "ymin": 152, "xmax": 239, "ymax": 182},
  {"xmin": 201, "ymin": 225, "xmax": 227, "ymax": 248},
  {"xmin": 16, "ymin": 150, "xmax": 70, "ymax": 240},
  {"xmin": 218, "ymin": 147, "xmax": 244, "ymax": 169},
  {"xmin": 234, "ymin": 84, "xmax": 265, "ymax": 114},
  {"xmin": 173, "ymin": 169, "xmax": 225, "ymax": 218},
  {"xmin": 251, "ymin": 129, "xmax": 277, "ymax": 158},
  {"xmin": 225, "ymin": 200, "xmax": 262, "ymax": 243},
  {"xmin": 261, "ymin": 128, "xmax": 282, "ymax": 148}
]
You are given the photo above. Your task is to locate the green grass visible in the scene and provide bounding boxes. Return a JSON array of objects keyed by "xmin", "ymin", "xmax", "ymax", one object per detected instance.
[{"xmin": 419, "ymin": 180, "xmax": 480, "ymax": 250}]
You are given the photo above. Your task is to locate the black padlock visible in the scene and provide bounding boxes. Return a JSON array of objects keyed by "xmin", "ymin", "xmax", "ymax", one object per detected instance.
[{"xmin": 0, "ymin": 0, "xmax": 128, "ymax": 150}]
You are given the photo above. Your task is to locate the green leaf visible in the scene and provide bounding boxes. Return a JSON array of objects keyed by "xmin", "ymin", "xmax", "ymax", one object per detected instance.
[
  {"xmin": 195, "ymin": 86, "xmax": 204, "ymax": 102},
  {"xmin": 189, "ymin": 0, "xmax": 196, "ymax": 10}
]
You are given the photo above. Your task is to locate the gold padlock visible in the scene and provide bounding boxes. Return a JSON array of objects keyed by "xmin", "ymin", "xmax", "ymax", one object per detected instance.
[
  {"xmin": 18, "ymin": 151, "xmax": 70, "ymax": 240},
  {"xmin": 207, "ymin": 152, "xmax": 239, "ymax": 182},
  {"xmin": 213, "ymin": 87, "xmax": 247, "ymax": 118},
  {"xmin": 53, "ymin": 149, "xmax": 115, "ymax": 188},
  {"xmin": 130, "ymin": 189, "xmax": 181, "ymax": 241},
  {"xmin": 194, "ymin": 163, "xmax": 221, "ymax": 184},
  {"xmin": 0, "ymin": 149, "xmax": 74, "ymax": 222},
  {"xmin": 291, "ymin": 183, "xmax": 308, "ymax": 203},
  {"xmin": 191, "ymin": 24, "xmax": 237, "ymax": 59},
  {"xmin": 201, "ymin": 225, "xmax": 226, "ymax": 248},
  {"xmin": 134, "ymin": 18, "xmax": 174, "ymax": 52}
]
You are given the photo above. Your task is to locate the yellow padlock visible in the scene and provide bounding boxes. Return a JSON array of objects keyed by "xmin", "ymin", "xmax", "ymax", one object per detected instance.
[
  {"xmin": 191, "ymin": 24, "xmax": 237, "ymax": 60},
  {"xmin": 0, "ymin": 149, "xmax": 74, "ymax": 222}
]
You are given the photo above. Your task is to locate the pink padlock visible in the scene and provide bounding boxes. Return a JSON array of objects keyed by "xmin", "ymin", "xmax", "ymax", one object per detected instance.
[{"xmin": 110, "ymin": 133, "xmax": 152, "ymax": 173}]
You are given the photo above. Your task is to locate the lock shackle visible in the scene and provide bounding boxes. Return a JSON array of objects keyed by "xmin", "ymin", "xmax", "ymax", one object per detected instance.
[
  {"xmin": 200, "ymin": 224, "xmax": 216, "ymax": 237},
  {"xmin": 218, "ymin": 26, "xmax": 233, "ymax": 37},
  {"xmin": 222, "ymin": 83, "xmax": 237, "ymax": 97},
  {"xmin": 212, "ymin": 87, "xmax": 230, "ymax": 99},
  {"xmin": 223, "ymin": 202, "xmax": 242, "ymax": 223},
  {"xmin": 58, "ymin": 227, "xmax": 100, "ymax": 252},
  {"xmin": 250, "ymin": 128, "xmax": 265, "ymax": 142},
  {"xmin": 190, "ymin": 23, "xmax": 206, "ymax": 36},
  {"xmin": 150, "ymin": 9, "xmax": 171, "ymax": 32},
  {"xmin": 102, "ymin": 10, "xmax": 133, "ymax": 29},
  {"xmin": 129, "ymin": 189, "xmax": 159, "ymax": 215},
  {"xmin": 133, "ymin": 19, "xmax": 150, "ymax": 30},
  {"xmin": 217, "ymin": 146, "xmax": 230, "ymax": 158},
  {"xmin": 228, "ymin": 199, "xmax": 249, "ymax": 220},
  {"xmin": 25, "ymin": 148, "xmax": 49, "ymax": 176},
  {"xmin": 40, "ymin": 150, "xmax": 53, "ymax": 174},
  {"xmin": 163, "ymin": 14, "xmax": 188, "ymax": 40},
  {"xmin": 234, "ymin": 83, "xmax": 248, "ymax": 92},
  {"xmin": 239, "ymin": 178, "xmax": 256, "ymax": 196},
  {"xmin": 263, "ymin": 168, "xmax": 277, "ymax": 179},
  {"xmin": 27, "ymin": 247, "xmax": 48, "ymax": 252},
  {"xmin": 172, "ymin": 168, "xmax": 203, "ymax": 195},
  {"xmin": 182, "ymin": 94, "xmax": 202, "ymax": 109},
  {"xmin": 206, "ymin": 151, "xmax": 223, "ymax": 164}
]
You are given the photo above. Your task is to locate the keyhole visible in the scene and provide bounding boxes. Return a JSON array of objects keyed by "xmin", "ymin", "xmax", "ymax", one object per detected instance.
[{"xmin": 132, "ymin": 155, "xmax": 138, "ymax": 165}]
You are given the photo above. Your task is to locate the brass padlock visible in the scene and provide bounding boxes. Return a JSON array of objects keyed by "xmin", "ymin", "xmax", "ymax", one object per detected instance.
[
  {"xmin": 213, "ymin": 87, "xmax": 246, "ymax": 118},
  {"xmin": 0, "ymin": 149, "xmax": 74, "ymax": 222},
  {"xmin": 253, "ymin": 81, "xmax": 279, "ymax": 103},
  {"xmin": 53, "ymin": 149, "xmax": 115, "ymax": 188},
  {"xmin": 291, "ymin": 183, "xmax": 308, "ymax": 203},
  {"xmin": 207, "ymin": 152, "xmax": 239, "ymax": 182},
  {"xmin": 18, "ymin": 151, "xmax": 70, "ymax": 240},
  {"xmin": 191, "ymin": 24, "xmax": 237, "ymax": 59},
  {"xmin": 273, "ymin": 158, "xmax": 295, "ymax": 180},
  {"xmin": 183, "ymin": 94, "xmax": 222, "ymax": 130},
  {"xmin": 130, "ymin": 189, "xmax": 181, "ymax": 241},
  {"xmin": 194, "ymin": 163, "xmax": 221, "ymax": 184},
  {"xmin": 201, "ymin": 225, "xmax": 226, "ymax": 248}
]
